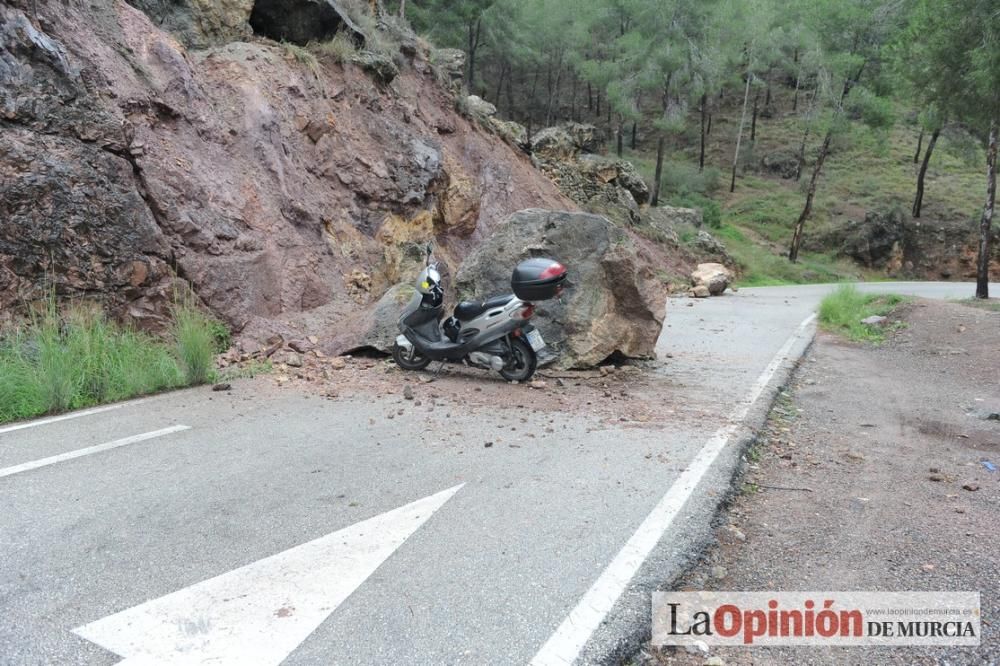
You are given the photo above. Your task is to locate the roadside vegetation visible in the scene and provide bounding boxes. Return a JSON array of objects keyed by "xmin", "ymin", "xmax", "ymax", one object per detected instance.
[
  {"xmin": 0, "ymin": 298, "xmax": 226, "ymax": 425},
  {"xmin": 955, "ymin": 298, "xmax": 1000, "ymax": 313},
  {"xmin": 818, "ymin": 285, "xmax": 907, "ymax": 343}
]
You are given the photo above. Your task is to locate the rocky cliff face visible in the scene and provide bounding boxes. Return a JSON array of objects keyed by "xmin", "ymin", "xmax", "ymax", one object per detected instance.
[{"xmin": 0, "ymin": 0, "xmax": 572, "ymax": 337}]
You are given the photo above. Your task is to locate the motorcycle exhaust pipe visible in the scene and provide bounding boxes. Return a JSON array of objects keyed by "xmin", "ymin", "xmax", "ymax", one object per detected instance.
[{"xmin": 469, "ymin": 352, "xmax": 504, "ymax": 371}]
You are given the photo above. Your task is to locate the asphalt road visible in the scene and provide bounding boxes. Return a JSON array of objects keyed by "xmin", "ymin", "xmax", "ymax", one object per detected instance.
[{"xmin": 0, "ymin": 281, "xmax": 991, "ymax": 665}]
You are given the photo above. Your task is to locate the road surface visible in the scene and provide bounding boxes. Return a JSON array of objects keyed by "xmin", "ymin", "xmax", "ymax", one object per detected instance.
[{"xmin": 0, "ymin": 282, "xmax": 990, "ymax": 665}]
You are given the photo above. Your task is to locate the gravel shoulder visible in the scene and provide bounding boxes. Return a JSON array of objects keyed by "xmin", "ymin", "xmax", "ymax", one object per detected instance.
[{"xmin": 640, "ymin": 298, "xmax": 1000, "ymax": 666}]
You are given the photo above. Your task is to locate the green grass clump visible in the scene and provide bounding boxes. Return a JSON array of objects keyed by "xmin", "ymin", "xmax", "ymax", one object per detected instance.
[
  {"xmin": 282, "ymin": 41, "xmax": 319, "ymax": 72},
  {"xmin": 170, "ymin": 299, "xmax": 218, "ymax": 386},
  {"xmin": 0, "ymin": 298, "xmax": 227, "ymax": 425},
  {"xmin": 315, "ymin": 31, "xmax": 358, "ymax": 63},
  {"xmin": 818, "ymin": 285, "xmax": 907, "ymax": 342}
]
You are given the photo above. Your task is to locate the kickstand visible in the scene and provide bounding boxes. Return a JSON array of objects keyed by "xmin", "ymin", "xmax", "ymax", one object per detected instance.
[{"xmin": 433, "ymin": 361, "xmax": 446, "ymax": 377}]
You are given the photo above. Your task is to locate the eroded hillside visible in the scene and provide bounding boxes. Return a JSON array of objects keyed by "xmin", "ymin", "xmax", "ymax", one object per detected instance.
[{"xmin": 0, "ymin": 0, "xmax": 575, "ymax": 338}]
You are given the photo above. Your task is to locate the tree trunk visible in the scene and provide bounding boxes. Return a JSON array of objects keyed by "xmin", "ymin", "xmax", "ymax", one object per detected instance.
[
  {"xmin": 750, "ymin": 90, "xmax": 760, "ymax": 143},
  {"xmin": 912, "ymin": 127, "xmax": 940, "ymax": 218},
  {"xmin": 398, "ymin": 0, "xmax": 405, "ymax": 19},
  {"xmin": 792, "ymin": 49, "xmax": 799, "ymax": 112},
  {"xmin": 587, "ymin": 82, "xmax": 593, "ymax": 112},
  {"xmin": 466, "ymin": 16, "xmax": 481, "ymax": 90},
  {"xmin": 651, "ymin": 135, "xmax": 665, "ymax": 206},
  {"xmin": 789, "ymin": 131, "xmax": 833, "ymax": 262},
  {"xmin": 914, "ymin": 128, "xmax": 924, "ymax": 164},
  {"xmin": 631, "ymin": 121, "xmax": 637, "ymax": 149},
  {"xmin": 596, "ymin": 92, "xmax": 601, "ymax": 118},
  {"xmin": 616, "ymin": 119, "xmax": 624, "ymax": 157},
  {"xmin": 506, "ymin": 66, "xmax": 515, "ymax": 118},
  {"xmin": 707, "ymin": 113, "xmax": 712, "ymax": 136},
  {"xmin": 730, "ymin": 72, "xmax": 753, "ymax": 193},
  {"xmin": 795, "ymin": 125, "xmax": 810, "ymax": 181},
  {"xmin": 976, "ymin": 119, "xmax": 997, "ymax": 299},
  {"xmin": 570, "ymin": 74, "xmax": 577, "ymax": 122},
  {"xmin": 493, "ymin": 61, "xmax": 507, "ymax": 109},
  {"xmin": 699, "ymin": 92, "xmax": 707, "ymax": 172}
]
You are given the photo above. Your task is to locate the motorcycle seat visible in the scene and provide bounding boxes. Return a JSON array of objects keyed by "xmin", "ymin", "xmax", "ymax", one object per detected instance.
[{"xmin": 454, "ymin": 293, "xmax": 515, "ymax": 321}]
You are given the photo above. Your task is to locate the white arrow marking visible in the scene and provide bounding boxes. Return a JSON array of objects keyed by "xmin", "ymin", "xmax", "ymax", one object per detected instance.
[{"xmin": 73, "ymin": 484, "xmax": 464, "ymax": 665}]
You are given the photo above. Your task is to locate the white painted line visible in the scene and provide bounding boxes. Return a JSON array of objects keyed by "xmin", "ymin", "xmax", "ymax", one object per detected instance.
[
  {"xmin": 74, "ymin": 484, "xmax": 465, "ymax": 665},
  {"xmin": 531, "ymin": 314, "xmax": 817, "ymax": 666},
  {"xmin": 0, "ymin": 425, "xmax": 190, "ymax": 479},
  {"xmin": 0, "ymin": 398, "xmax": 151, "ymax": 435}
]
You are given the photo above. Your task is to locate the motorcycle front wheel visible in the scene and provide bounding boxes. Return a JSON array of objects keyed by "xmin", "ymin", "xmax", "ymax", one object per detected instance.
[
  {"xmin": 392, "ymin": 342, "xmax": 432, "ymax": 371},
  {"xmin": 500, "ymin": 336, "xmax": 537, "ymax": 382}
]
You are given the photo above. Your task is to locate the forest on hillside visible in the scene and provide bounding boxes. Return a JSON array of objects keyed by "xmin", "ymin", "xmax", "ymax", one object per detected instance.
[{"xmin": 382, "ymin": 0, "xmax": 998, "ymax": 295}]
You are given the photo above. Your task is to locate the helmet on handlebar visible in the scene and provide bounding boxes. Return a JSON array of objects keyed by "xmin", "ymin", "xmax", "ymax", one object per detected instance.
[{"xmin": 416, "ymin": 264, "xmax": 442, "ymax": 295}]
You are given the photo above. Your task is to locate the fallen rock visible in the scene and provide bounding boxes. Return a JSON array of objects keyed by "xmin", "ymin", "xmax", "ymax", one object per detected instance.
[
  {"xmin": 691, "ymin": 263, "xmax": 733, "ymax": 296},
  {"xmin": 331, "ymin": 283, "xmax": 417, "ymax": 354},
  {"xmin": 284, "ymin": 352, "xmax": 303, "ymax": 368},
  {"xmin": 691, "ymin": 285, "xmax": 711, "ymax": 298},
  {"xmin": 212, "ymin": 382, "xmax": 232, "ymax": 392},
  {"xmin": 962, "ymin": 482, "xmax": 980, "ymax": 492},
  {"xmin": 403, "ymin": 385, "xmax": 414, "ymax": 400},
  {"xmin": 288, "ymin": 339, "xmax": 314, "ymax": 353},
  {"xmin": 861, "ymin": 315, "xmax": 888, "ymax": 326},
  {"xmin": 455, "ymin": 209, "xmax": 666, "ymax": 369}
]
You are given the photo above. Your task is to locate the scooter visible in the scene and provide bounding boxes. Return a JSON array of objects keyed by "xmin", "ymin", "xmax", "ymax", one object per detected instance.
[{"xmin": 393, "ymin": 248, "xmax": 567, "ymax": 382}]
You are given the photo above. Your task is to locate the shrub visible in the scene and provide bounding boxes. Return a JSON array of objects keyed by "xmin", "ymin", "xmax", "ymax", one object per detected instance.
[{"xmin": 676, "ymin": 193, "xmax": 722, "ymax": 228}]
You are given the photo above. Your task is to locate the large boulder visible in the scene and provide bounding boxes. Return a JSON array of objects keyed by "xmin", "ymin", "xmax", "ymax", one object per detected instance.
[
  {"xmin": 531, "ymin": 123, "xmax": 602, "ymax": 160},
  {"xmin": 455, "ymin": 209, "xmax": 666, "ymax": 369},
  {"xmin": 691, "ymin": 263, "xmax": 733, "ymax": 296}
]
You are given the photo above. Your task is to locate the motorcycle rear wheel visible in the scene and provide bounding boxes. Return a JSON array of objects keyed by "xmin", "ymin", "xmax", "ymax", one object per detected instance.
[
  {"xmin": 392, "ymin": 342, "xmax": 432, "ymax": 371},
  {"xmin": 499, "ymin": 337, "xmax": 537, "ymax": 382}
]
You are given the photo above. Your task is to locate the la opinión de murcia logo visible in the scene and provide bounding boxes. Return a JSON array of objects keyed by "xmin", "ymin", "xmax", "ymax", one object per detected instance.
[{"xmin": 653, "ymin": 591, "xmax": 980, "ymax": 647}]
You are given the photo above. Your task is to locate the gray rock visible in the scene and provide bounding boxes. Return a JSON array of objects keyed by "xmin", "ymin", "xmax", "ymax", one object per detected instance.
[
  {"xmin": 761, "ymin": 150, "xmax": 800, "ymax": 179},
  {"xmin": 531, "ymin": 123, "xmax": 602, "ymax": 159},
  {"xmin": 351, "ymin": 50, "xmax": 399, "ymax": 85},
  {"xmin": 860, "ymin": 315, "xmax": 888, "ymax": 326},
  {"xmin": 464, "ymin": 95, "xmax": 496, "ymax": 120},
  {"xmin": 455, "ymin": 209, "xmax": 666, "ymax": 369},
  {"xmin": 691, "ymin": 285, "xmax": 711, "ymax": 298},
  {"xmin": 362, "ymin": 283, "xmax": 418, "ymax": 352},
  {"xmin": 643, "ymin": 205, "xmax": 703, "ymax": 230}
]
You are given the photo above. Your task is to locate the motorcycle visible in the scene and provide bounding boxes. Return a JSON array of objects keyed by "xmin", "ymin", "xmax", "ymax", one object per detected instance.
[{"xmin": 393, "ymin": 248, "xmax": 567, "ymax": 382}]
